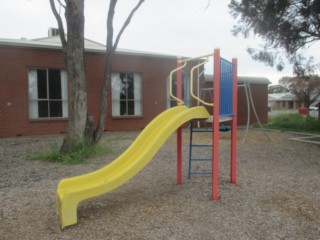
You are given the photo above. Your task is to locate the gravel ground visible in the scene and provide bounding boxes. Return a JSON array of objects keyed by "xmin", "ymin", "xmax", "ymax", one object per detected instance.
[{"xmin": 0, "ymin": 129, "xmax": 319, "ymax": 240}]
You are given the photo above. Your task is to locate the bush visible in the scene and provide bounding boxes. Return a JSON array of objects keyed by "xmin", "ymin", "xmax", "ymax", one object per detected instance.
[
  {"xmin": 27, "ymin": 142, "xmax": 112, "ymax": 164},
  {"xmin": 266, "ymin": 113, "xmax": 320, "ymax": 133}
]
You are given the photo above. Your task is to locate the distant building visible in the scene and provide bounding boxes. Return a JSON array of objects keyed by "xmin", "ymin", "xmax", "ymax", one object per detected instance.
[
  {"xmin": 268, "ymin": 93, "xmax": 304, "ymax": 111},
  {"xmin": 310, "ymin": 98, "xmax": 320, "ymax": 110}
]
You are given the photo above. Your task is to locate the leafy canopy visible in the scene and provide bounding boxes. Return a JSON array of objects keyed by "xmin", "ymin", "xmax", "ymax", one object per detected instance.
[
  {"xmin": 279, "ymin": 74, "xmax": 320, "ymax": 107},
  {"xmin": 229, "ymin": 0, "xmax": 320, "ymax": 73}
]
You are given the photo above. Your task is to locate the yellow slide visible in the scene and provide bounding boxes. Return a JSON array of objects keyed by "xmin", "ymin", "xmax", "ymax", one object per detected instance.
[{"xmin": 56, "ymin": 105, "xmax": 210, "ymax": 229}]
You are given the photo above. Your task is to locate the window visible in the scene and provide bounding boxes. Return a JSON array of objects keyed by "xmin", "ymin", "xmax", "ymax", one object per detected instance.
[
  {"xmin": 28, "ymin": 69, "xmax": 68, "ymax": 119},
  {"xmin": 111, "ymin": 72, "xmax": 142, "ymax": 116}
]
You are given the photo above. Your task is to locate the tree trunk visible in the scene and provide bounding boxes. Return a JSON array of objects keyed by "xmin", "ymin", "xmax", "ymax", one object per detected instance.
[
  {"xmin": 58, "ymin": 0, "xmax": 87, "ymax": 153},
  {"xmin": 50, "ymin": 0, "xmax": 144, "ymax": 146},
  {"xmin": 92, "ymin": 0, "xmax": 117, "ymax": 144},
  {"xmin": 93, "ymin": 0, "xmax": 145, "ymax": 144},
  {"xmin": 93, "ymin": 55, "xmax": 113, "ymax": 143}
]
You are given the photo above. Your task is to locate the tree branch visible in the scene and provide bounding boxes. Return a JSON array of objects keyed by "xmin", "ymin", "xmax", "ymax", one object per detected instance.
[
  {"xmin": 106, "ymin": 0, "xmax": 117, "ymax": 55},
  {"xmin": 49, "ymin": 0, "xmax": 67, "ymax": 48},
  {"xmin": 57, "ymin": 0, "xmax": 66, "ymax": 8},
  {"xmin": 113, "ymin": 0, "xmax": 145, "ymax": 52}
]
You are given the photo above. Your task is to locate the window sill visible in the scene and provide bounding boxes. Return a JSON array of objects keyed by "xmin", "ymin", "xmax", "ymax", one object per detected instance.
[
  {"xmin": 29, "ymin": 117, "xmax": 69, "ymax": 122},
  {"xmin": 112, "ymin": 115, "xmax": 143, "ymax": 120}
]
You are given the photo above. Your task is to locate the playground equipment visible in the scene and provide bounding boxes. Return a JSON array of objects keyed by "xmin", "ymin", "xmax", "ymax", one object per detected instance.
[
  {"xmin": 56, "ymin": 106, "xmax": 209, "ymax": 228},
  {"xmin": 173, "ymin": 49, "xmax": 237, "ymax": 201},
  {"xmin": 55, "ymin": 49, "xmax": 237, "ymax": 229},
  {"xmin": 239, "ymin": 82, "xmax": 271, "ymax": 144}
]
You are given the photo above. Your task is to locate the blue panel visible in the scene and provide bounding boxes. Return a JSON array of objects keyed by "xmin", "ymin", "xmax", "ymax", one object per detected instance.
[{"xmin": 220, "ymin": 58, "xmax": 233, "ymax": 116}]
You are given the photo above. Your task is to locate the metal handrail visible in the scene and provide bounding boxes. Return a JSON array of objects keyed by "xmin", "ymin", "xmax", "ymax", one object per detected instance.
[
  {"xmin": 190, "ymin": 58, "xmax": 214, "ymax": 106},
  {"xmin": 169, "ymin": 53, "xmax": 215, "ymax": 106},
  {"xmin": 181, "ymin": 53, "xmax": 213, "ymax": 63},
  {"xmin": 169, "ymin": 59, "xmax": 187, "ymax": 105}
]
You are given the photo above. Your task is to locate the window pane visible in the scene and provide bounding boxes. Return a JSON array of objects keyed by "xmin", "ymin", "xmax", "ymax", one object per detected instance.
[
  {"xmin": 49, "ymin": 69, "xmax": 62, "ymax": 99},
  {"xmin": 127, "ymin": 73, "xmax": 134, "ymax": 100},
  {"xmin": 120, "ymin": 101, "xmax": 127, "ymax": 115},
  {"xmin": 38, "ymin": 100, "xmax": 49, "ymax": 117},
  {"xmin": 127, "ymin": 100, "xmax": 135, "ymax": 115},
  {"xmin": 28, "ymin": 69, "xmax": 68, "ymax": 119},
  {"xmin": 37, "ymin": 69, "xmax": 47, "ymax": 99},
  {"xmin": 112, "ymin": 72, "xmax": 141, "ymax": 116},
  {"xmin": 50, "ymin": 101, "xmax": 63, "ymax": 117}
]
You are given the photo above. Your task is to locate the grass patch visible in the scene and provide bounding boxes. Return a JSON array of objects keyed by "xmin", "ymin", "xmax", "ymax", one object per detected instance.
[
  {"xmin": 266, "ymin": 113, "xmax": 320, "ymax": 133},
  {"xmin": 27, "ymin": 142, "xmax": 112, "ymax": 164}
]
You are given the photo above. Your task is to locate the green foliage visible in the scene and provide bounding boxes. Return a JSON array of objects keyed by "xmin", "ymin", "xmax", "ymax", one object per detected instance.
[
  {"xmin": 266, "ymin": 113, "xmax": 320, "ymax": 133},
  {"xmin": 279, "ymin": 75, "xmax": 320, "ymax": 108},
  {"xmin": 27, "ymin": 142, "xmax": 112, "ymax": 164},
  {"xmin": 229, "ymin": 0, "xmax": 320, "ymax": 72}
]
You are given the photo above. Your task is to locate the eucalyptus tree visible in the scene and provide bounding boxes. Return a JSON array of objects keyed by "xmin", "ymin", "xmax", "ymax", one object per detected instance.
[
  {"xmin": 50, "ymin": 0, "xmax": 144, "ymax": 152},
  {"xmin": 229, "ymin": 0, "xmax": 320, "ymax": 74}
]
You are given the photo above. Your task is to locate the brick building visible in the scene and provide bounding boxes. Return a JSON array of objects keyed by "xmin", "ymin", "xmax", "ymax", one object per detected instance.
[
  {"xmin": 0, "ymin": 36, "xmax": 270, "ymax": 137},
  {"xmin": 202, "ymin": 75, "xmax": 270, "ymax": 126}
]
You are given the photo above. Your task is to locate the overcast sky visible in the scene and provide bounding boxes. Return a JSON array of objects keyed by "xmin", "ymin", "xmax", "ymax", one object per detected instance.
[{"xmin": 1, "ymin": 0, "xmax": 319, "ymax": 85}]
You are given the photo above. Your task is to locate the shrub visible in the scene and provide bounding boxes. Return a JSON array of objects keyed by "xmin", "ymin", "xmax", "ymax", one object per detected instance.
[
  {"xmin": 267, "ymin": 113, "xmax": 320, "ymax": 133},
  {"xmin": 27, "ymin": 142, "xmax": 112, "ymax": 164}
]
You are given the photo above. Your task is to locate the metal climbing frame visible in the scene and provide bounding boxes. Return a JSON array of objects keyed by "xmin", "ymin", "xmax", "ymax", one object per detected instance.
[
  {"xmin": 171, "ymin": 49, "xmax": 238, "ymax": 200},
  {"xmin": 188, "ymin": 53, "xmax": 235, "ymax": 178},
  {"xmin": 188, "ymin": 125, "xmax": 213, "ymax": 178}
]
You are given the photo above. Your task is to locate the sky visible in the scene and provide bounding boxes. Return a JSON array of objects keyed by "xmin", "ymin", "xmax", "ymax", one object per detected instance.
[{"xmin": 1, "ymin": 0, "xmax": 319, "ymax": 85}]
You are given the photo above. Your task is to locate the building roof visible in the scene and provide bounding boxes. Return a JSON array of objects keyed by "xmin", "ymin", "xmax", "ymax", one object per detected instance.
[
  {"xmin": 268, "ymin": 93, "xmax": 297, "ymax": 101},
  {"xmin": 310, "ymin": 99, "xmax": 320, "ymax": 107},
  {"xmin": 204, "ymin": 74, "xmax": 271, "ymax": 85},
  {"xmin": 238, "ymin": 76, "xmax": 271, "ymax": 85},
  {"xmin": 0, "ymin": 36, "xmax": 178, "ymax": 59}
]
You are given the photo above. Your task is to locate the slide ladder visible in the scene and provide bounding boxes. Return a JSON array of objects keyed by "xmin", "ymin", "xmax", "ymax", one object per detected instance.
[
  {"xmin": 188, "ymin": 124, "xmax": 213, "ymax": 178},
  {"xmin": 188, "ymin": 54, "xmax": 234, "ymax": 178},
  {"xmin": 188, "ymin": 123, "xmax": 231, "ymax": 178}
]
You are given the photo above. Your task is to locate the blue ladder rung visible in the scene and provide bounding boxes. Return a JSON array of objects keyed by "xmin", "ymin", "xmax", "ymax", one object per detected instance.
[
  {"xmin": 192, "ymin": 129, "xmax": 212, "ymax": 132},
  {"xmin": 190, "ymin": 158, "xmax": 212, "ymax": 161},
  {"xmin": 191, "ymin": 126, "xmax": 231, "ymax": 132},
  {"xmin": 189, "ymin": 171, "xmax": 212, "ymax": 175},
  {"xmin": 191, "ymin": 144, "xmax": 212, "ymax": 147}
]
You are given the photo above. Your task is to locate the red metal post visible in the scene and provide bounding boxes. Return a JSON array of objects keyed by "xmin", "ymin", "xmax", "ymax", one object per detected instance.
[
  {"xmin": 212, "ymin": 49, "xmax": 220, "ymax": 200},
  {"xmin": 230, "ymin": 58, "xmax": 238, "ymax": 184},
  {"xmin": 176, "ymin": 58, "xmax": 183, "ymax": 185}
]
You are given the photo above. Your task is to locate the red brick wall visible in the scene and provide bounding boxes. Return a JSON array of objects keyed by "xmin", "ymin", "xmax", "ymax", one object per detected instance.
[
  {"xmin": 0, "ymin": 45, "xmax": 268, "ymax": 137},
  {"xmin": 200, "ymin": 80, "xmax": 268, "ymax": 126},
  {"xmin": 105, "ymin": 54, "xmax": 175, "ymax": 131},
  {"xmin": 0, "ymin": 46, "xmax": 176, "ymax": 137},
  {"xmin": 0, "ymin": 46, "xmax": 68, "ymax": 137},
  {"xmin": 237, "ymin": 84, "xmax": 268, "ymax": 125}
]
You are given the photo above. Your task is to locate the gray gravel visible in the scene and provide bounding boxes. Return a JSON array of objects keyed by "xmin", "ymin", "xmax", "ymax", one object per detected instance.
[{"xmin": 0, "ymin": 129, "xmax": 319, "ymax": 240}]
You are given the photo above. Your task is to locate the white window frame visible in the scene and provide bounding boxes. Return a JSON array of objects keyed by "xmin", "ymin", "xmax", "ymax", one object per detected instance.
[
  {"xmin": 28, "ymin": 69, "xmax": 68, "ymax": 119},
  {"xmin": 111, "ymin": 72, "xmax": 142, "ymax": 117}
]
